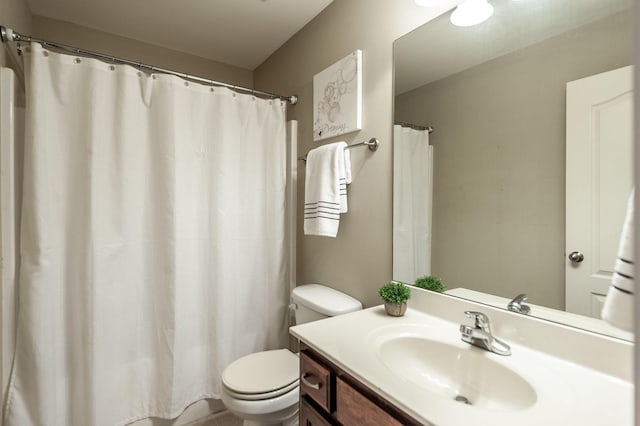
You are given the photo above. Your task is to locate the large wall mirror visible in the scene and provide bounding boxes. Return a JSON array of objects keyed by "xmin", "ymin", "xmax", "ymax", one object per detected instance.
[{"xmin": 393, "ymin": 0, "xmax": 633, "ymax": 340}]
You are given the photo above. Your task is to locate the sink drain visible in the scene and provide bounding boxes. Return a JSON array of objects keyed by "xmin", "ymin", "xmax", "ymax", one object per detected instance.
[{"xmin": 454, "ymin": 395, "xmax": 472, "ymax": 405}]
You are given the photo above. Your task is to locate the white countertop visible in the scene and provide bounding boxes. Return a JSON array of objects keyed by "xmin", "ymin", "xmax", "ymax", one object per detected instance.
[{"xmin": 290, "ymin": 303, "xmax": 633, "ymax": 426}]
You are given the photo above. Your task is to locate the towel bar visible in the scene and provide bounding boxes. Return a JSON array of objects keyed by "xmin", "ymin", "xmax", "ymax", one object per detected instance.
[{"xmin": 298, "ymin": 138, "xmax": 379, "ymax": 162}]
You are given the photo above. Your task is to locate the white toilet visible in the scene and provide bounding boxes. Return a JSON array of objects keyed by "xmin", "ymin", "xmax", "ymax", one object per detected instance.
[{"xmin": 220, "ymin": 284, "xmax": 362, "ymax": 426}]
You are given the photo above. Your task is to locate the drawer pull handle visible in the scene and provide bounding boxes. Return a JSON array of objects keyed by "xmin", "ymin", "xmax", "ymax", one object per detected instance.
[{"xmin": 301, "ymin": 373, "xmax": 322, "ymax": 390}]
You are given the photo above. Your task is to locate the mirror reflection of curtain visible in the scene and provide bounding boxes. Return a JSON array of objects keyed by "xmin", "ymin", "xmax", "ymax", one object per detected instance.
[{"xmin": 393, "ymin": 125, "xmax": 433, "ymax": 284}]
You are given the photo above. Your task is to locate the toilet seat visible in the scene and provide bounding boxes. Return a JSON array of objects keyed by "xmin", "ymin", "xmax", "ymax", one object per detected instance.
[
  {"xmin": 224, "ymin": 379, "xmax": 299, "ymax": 400},
  {"xmin": 222, "ymin": 349, "xmax": 299, "ymax": 401},
  {"xmin": 221, "ymin": 384, "xmax": 299, "ymax": 421}
]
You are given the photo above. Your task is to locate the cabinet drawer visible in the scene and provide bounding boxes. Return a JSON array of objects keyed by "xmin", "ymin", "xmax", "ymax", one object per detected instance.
[
  {"xmin": 300, "ymin": 398, "xmax": 332, "ymax": 426},
  {"xmin": 336, "ymin": 377, "xmax": 403, "ymax": 426},
  {"xmin": 300, "ymin": 351, "xmax": 331, "ymax": 412}
]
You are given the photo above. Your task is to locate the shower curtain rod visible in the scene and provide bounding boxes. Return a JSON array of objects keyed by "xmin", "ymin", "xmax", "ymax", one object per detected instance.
[
  {"xmin": 395, "ymin": 121, "xmax": 434, "ymax": 133},
  {"xmin": 0, "ymin": 25, "xmax": 298, "ymax": 105}
]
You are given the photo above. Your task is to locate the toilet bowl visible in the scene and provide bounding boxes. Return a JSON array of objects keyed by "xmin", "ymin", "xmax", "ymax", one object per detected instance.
[
  {"xmin": 221, "ymin": 349, "xmax": 300, "ymax": 426},
  {"xmin": 220, "ymin": 284, "xmax": 362, "ymax": 426}
]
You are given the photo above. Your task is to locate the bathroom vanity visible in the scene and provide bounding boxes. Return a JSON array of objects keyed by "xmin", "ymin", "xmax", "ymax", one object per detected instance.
[{"xmin": 290, "ymin": 290, "xmax": 633, "ymax": 426}]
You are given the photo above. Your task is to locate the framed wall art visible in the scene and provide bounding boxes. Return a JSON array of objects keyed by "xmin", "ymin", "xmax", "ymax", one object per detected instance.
[{"xmin": 313, "ymin": 49, "xmax": 362, "ymax": 141}]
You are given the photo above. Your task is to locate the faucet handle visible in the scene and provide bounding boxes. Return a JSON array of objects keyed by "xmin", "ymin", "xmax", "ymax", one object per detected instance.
[
  {"xmin": 462, "ymin": 311, "xmax": 511, "ymax": 356},
  {"xmin": 464, "ymin": 311, "xmax": 491, "ymax": 332},
  {"xmin": 511, "ymin": 294, "xmax": 527, "ymax": 304}
]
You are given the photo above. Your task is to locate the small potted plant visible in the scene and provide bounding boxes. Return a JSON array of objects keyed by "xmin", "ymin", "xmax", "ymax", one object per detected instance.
[
  {"xmin": 414, "ymin": 275, "xmax": 445, "ymax": 293},
  {"xmin": 378, "ymin": 282, "xmax": 411, "ymax": 317}
]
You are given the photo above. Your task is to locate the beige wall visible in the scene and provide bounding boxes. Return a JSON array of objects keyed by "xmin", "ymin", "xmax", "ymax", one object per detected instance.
[
  {"xmin": 0, "ymin": 0, "xmax": 32, "ymax": 72},
  {"xmin": 254, "ymin": 0, "xmax": 449, "ymax": 307},
  {"xmin": 395, "ymin": 12, "xmax": 632, "ymax": 309},
  {"xmin": 32, "ymin": 16, "xmax": 253, "ymax": 88}
]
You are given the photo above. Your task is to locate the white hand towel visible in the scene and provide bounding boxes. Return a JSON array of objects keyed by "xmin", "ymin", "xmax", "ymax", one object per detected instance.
[
  {"xmin": 304, "ymin": 142, "xmax": 350, "ymax": 237},
  {"xmin": 340, "ymin": 146, "xmax": 351, "ymax": 213},
  {"xmin": 344, "ymin": 147, "xmax": 352, "ymax": 184},
  {"xmin": 602, "ymin": 189, "xmax": 635, "ymax": 331}
]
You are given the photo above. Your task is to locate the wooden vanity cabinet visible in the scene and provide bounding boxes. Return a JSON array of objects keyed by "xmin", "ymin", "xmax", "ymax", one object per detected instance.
[
  {"xmin": 299, "ymin": 344, "xmax": 422, "ymax": 426},
  {"xmin": 300, "ymin": 398, "xmax": 333, "ymax": 426}
]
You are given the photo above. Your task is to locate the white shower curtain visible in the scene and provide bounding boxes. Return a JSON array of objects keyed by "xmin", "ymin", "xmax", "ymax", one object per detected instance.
[
  {"xmin": 393, "ymin": 125, "xmax": 433, "ymax": 285},
  {"xmin": 4, "ymin": 43, "xmax": 289, "ymax": 426}
]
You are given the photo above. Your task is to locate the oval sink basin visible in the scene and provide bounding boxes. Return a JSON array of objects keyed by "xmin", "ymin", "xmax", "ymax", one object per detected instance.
[{"xmin": 376, "ymin": 335, "xmax": 537, "ymax": 411}]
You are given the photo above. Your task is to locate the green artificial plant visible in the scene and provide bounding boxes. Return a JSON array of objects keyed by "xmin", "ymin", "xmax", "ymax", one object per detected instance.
[{"xmin": 378, "ymin": 282, "xmax": 411, "ymax": 304}]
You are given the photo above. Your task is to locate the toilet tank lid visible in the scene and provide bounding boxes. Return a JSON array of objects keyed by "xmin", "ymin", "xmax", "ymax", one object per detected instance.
[{"xmin": 292, "ymin": 284, "xmax": 362, "ymax": 316}]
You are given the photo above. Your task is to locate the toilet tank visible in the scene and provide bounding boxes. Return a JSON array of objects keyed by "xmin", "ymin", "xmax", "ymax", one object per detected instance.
[{"xmin": 291, "ymin": 284, "xmax": 362, "ymax": 324}]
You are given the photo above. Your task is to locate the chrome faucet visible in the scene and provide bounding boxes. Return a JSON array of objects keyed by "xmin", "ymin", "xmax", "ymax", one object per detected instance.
[
  {"xmin": 507, "ymin": 293, "xmax": 531, "ymax": 315},
  {"xmin": 460, "ymin": 311, "xmax": 511, "ymax": 356}
]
